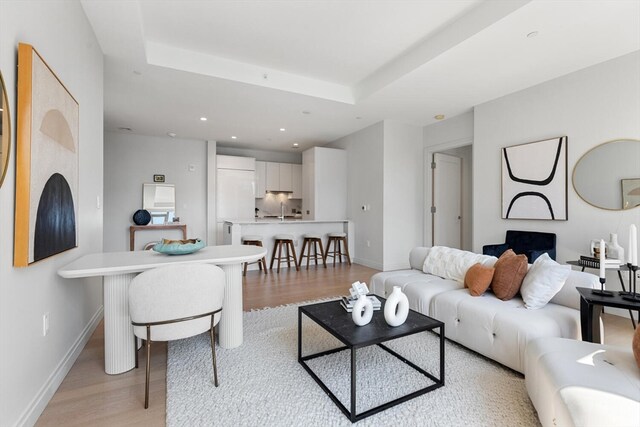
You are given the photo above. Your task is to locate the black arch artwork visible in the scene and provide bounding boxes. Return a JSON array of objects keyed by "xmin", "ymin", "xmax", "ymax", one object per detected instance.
[
  {"xmin": 503, "ymin": 137, "xmax": 565, "ymax": 186},
  {"xmin": 34, "ymin": 173, "xmax": 76, "ymax": 262},
  {"xmin": 505, "ymin": 191, "xmax": 555, "ymax": 220}
]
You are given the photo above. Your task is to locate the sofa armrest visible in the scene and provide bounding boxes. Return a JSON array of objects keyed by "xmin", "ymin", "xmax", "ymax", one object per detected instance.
[
  {"xmin": 550, "ymin": 270, "xmax": 599, "ymax": 310},
  {"xmin": 409, "ymin": 247, "xmax": 431, "ymax": 270},
  {"xmin": 482, "ymin": 243, "xmax": 508, "ymax": 258}
]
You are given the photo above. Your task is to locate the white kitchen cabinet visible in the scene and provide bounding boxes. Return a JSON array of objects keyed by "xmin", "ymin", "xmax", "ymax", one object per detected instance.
[
  {"xmin": 292, "ymin": 164, "xmax": 302, "ymax": 198},
  {"xmin": 302, "ymin": 147, "xmax": 347, "ymax": 220},
  {"xmin": 255, "ymin": 161, "xmax": 266, "ymax": 197},
  {"xmin": 266, "ymin": 162, "xmax": 280, "ymax": 192},
  {"xmin": 279, "ymin": 163, "xmax": 293, "ymax": 192}
]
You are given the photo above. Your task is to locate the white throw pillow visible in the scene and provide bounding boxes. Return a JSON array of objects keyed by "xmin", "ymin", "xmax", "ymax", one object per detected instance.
[
  {"xmin": 423, "ymin": 246, "xmax": 498, "ymax": 284},
  {"xmin": 520, "ymin": 253, "xmax": 571, "ymax": 310}
]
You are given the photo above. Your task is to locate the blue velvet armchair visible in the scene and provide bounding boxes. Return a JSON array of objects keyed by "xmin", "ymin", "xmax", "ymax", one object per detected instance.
[{"xmin": 482, "ymin": 230, "xmax": 556, "ymax": 263}]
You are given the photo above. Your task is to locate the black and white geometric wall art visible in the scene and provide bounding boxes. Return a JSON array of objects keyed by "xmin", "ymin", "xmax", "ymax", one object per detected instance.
[{"xmin": 501, "ymin": 136, "xmax": 568, "ymax": 220}]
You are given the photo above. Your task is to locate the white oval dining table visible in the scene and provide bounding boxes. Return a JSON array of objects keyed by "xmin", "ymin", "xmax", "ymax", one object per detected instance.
[{"xmin": 58, "ymin": 245, "xmax": 267, "ymax": 375}]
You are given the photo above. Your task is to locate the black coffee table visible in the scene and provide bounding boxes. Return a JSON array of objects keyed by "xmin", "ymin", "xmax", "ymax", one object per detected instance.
[{"xmin": 297, "ymin": 298, "xmax": 445, "ymax": 422}]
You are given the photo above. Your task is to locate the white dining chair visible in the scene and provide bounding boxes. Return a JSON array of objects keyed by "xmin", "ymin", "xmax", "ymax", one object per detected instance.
[{"xmin": 129, "ymin": 263, "xmax": 225, "ymax": 408}]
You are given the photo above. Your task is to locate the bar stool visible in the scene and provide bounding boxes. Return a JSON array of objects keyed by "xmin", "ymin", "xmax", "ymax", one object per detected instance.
[
  {"xmin": 269, "ymin": 234, "xmax": 299, "ymax": 273},
  {"xmin": 298, "ymin": 234, "xmax": 326, "ymax": 269},
  {"xmin": 242, "ymin": 235, "xmax": 267, "ymax": 276},
  {"xmin": 324, "ymin": 232, "xmax": 352, "ymax": 267}
]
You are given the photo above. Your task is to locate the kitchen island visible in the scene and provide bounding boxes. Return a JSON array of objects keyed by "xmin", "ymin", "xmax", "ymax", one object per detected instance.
[{"xmin": 223, "ymin": 219, "xmax": 353, "ymax": 270}]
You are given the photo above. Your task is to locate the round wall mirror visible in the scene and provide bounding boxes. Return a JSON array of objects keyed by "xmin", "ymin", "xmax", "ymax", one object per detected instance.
[
  {"xmin": 573, "ymin": 139, "xmax": 640, "ymax": 210},
  {"xmin": 0, "ymin": 71, "xmax": 10, "ymax": 187}
]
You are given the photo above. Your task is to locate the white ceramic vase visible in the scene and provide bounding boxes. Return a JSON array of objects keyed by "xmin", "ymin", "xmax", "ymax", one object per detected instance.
[
  {"xmin": 384, "ymin": 286, "xmax": 409, "ymax": 327},
  {"xmin": 607, "ymin": 233, "xmax": 624, "ymax": 261},
  {"xmin": 352, "ymin": 295, "xmax": 373, "ymax": 326}
]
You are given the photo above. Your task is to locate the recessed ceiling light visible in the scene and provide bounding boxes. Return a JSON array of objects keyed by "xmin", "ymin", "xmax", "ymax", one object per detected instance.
[
  {"xmin": 355, "ymin": 116, "xmax": 362, "ymax": 120},
  {"xmin": 526, "ymin": 31, "xmax": 539, "ymax": 38},
  {"xmin": 167, "ymin": 132, "xmax": 176, "ymax": 138},
  {"xmin": 434, "ymin": 114, "xmax": 445, "ymax": 120},
  {"xmin": 302, "ymin": 110, "xmax": 311, "ymax": 115},
  {"xmin": 280, "ymin": 128, "xmax": 286, "ymax": 132},
  {"xmin": 132, "ymin": 70, "xmax": 142, "ymax": 75},
  {"xmin": 293, "ymin": 143, "xmax": 299, "ymax": 147},
  {"xmin": 231, "ymin": 136, "xmax": 237, "ymax": 139},
  {"xmin": 118, "ymin": 127, "xmax": 132, "ymax": 131},
  {"xmin": 200, "ymin": 117, "xmax": 208, "ymax": 121}
]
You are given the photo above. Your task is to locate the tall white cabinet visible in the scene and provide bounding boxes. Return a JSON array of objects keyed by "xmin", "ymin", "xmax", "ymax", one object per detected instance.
[{"xmin": 302, "ymin": 147, "xmax": 347, "ymax": 220}]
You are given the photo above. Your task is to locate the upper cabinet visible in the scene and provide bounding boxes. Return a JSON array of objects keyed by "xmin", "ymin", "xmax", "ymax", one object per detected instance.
[
  {"xmin": 292, "ymin": 164, "xmax": 302, "ymax": 199},
  {"xmin": 265, "ymin": 162, "xmax": 280, "ymax": 192},
  {"xmin": 256, "ymin": 161, "xmax": 302, "ymax": 197},
  {"xmin": 278, "ymin": 163, "xmax": 293, "ymax": 192},
  {"xmin": 255, "ymin": 161, "xmax": 266, "ymax": 197}
]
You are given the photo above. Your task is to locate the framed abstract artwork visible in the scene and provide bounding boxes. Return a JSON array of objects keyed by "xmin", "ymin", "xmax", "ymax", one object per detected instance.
[
  {"xmin": 621, "ymin": 178, "xmax": 640, "ymax": 210},
  {"xmin": 14, "ymin": 43, "xmax": 79, "ymax": 266},
  {"xmin": 501, "ymin": 136, "xmax": 568, "ymax": 220}
]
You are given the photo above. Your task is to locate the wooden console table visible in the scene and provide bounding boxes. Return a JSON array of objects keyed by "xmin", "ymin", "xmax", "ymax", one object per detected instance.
[{"xmin": 129, "ymin": 223, "xmax": 187, "ymax": 251}]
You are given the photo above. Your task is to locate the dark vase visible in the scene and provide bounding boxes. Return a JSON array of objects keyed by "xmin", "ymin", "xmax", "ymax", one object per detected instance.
[{"xmin": 133, "ymin": 209, "xmax": 151, "ymax": 225}]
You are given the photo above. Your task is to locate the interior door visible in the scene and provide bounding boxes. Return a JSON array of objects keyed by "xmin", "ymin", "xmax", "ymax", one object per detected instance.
[{"xmin": 432, "ymin": 153, "xmax": 462, "ymax": 248}]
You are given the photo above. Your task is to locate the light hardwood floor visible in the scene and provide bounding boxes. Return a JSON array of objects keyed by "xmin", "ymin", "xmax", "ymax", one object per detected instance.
[{"xmin": 35, "ymin": 264, "xmax": 637, "ymax": 426}]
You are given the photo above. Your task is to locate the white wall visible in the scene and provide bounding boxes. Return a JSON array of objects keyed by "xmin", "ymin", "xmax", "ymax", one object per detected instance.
[
  {"xmin": 328, "ymin": 120, "xmax": 423, "ymax": 270},
  {"xmin": 423, "ymin": 111, "xmax": 474, "ymax": 249},
  {"xmin": 474, "ymin": 51, "xmax": 640, "ymax": 297},
  {"xmin": 104, "ymin": 132, "xmax": 208, "ymax": 251},
  {"xmin": 0, "ymin": 2, "xmax": 104, "ymax": 426},
  {"xmin": 383, "ymin": 121, "xmax": 424, "ymax": 269},
  {"xmin": 328, "ymin": 122, "xmax": 385, "ymax": 269}
]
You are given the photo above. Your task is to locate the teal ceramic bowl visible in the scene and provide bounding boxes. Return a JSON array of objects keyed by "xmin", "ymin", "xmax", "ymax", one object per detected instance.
[{"xmin": 153, "ymin": 239, "xmax": 205, "ymax": 255}]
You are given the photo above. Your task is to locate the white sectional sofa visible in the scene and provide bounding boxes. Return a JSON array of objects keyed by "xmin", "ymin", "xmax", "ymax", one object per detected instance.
[
  {"xmin": 525, "ymin": 337, "xmax": 640, "ymax": 427},
  {"xmin": 370, "ymin": 247, "xmax": 599, "ymax": 373}
]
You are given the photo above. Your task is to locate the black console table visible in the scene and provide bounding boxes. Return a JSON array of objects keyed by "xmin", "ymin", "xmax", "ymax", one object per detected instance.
[
  {"xmin": 576, "ymin": 287, "xmax": 640, "ymax": 343},
  {"xmin": 567, "ymin": 261, "xmax": 636, "ymax": 328}
]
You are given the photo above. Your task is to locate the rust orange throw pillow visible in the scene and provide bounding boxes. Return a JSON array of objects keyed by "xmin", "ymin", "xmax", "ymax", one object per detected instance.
[
  {"xmin": 464, "ymin": 263, "xmax": 495, "ymax": 296},
  {"xmin": 633, "ymin": 324, "xmax": 640, "ymax": 369},
  {"xmin": 491, "ymin": 249, "xmax": 528, "ymax": 301}
]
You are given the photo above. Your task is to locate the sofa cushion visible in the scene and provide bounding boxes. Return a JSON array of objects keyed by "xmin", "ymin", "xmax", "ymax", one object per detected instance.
[
  {"xmin": 491, "ymin": 249, "xmax": 528, "ymax": 300},
  {"xmin": 432, "ymin": 289, "xmax": 581, "ymax": 373},
  {"xmin": 423, "ymin": 246, "xmax": 497, "ymax": 284},
  {"xmin": 634, "ymin": 325, "xmax": 640, "ymax": 369},
  {"xmin": 370, "ymin": 269, "xmax": 460, "ymax": 316},
  {"xmin": 464, "ymin": 263, "xmax": 494, "ymax": 296},
  {"xmin": 520, "ymin": 253, "xmax": 571, "ymax": 309}
]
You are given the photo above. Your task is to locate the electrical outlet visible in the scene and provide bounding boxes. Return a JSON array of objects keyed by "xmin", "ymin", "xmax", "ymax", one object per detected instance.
[
  {"xmin": 42, "ymin": 312, "xmax": 50, "ymax": 337},
  {"xmin": 366, "ymin": 240, "xmax": 371, "ymax": 247}
]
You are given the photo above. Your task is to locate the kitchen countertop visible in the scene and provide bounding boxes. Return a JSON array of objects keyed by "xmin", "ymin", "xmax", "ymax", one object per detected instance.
[{"xmin": 224, "ymin": 219, "xmax": 349, "ymax": 225}]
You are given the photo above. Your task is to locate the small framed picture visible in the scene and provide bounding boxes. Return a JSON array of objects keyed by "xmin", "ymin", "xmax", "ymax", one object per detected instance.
[{"xmin": 153, "ymin": 174, "xmax": 165, "ymax": 183}]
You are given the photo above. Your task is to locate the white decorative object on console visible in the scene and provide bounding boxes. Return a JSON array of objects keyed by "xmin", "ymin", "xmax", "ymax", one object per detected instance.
[
  {"xmin": 352, "ymin": 295, "xmax": 373, "ymax": 326},
  {"xmin": 384, "ymin": 286, "xmax": 409, "ymax": 327},
  {"xmin": 607, "ymin": 233, "xmax": 624, "ymax": 261}
]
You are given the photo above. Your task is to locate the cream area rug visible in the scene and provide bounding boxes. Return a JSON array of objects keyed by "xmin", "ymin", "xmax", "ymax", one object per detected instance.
[{"xmin": 166, "ymin": 301, "xmax": 540, "ymax": 427}]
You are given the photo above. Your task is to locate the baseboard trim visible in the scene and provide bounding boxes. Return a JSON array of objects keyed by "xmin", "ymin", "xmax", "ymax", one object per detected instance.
[
  {"xmin": 16, "ymin": 306, "xmax": 104, "ymax": 427},
  {"xmin": 354, "ymin": 257, "xmax": 383, "ymax": 270}
]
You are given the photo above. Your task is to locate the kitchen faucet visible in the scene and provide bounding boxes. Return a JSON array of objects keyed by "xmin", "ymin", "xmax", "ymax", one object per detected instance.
[{"xmin": 279, "ymin": 202, "xmax": 285, "ymax": 221}]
